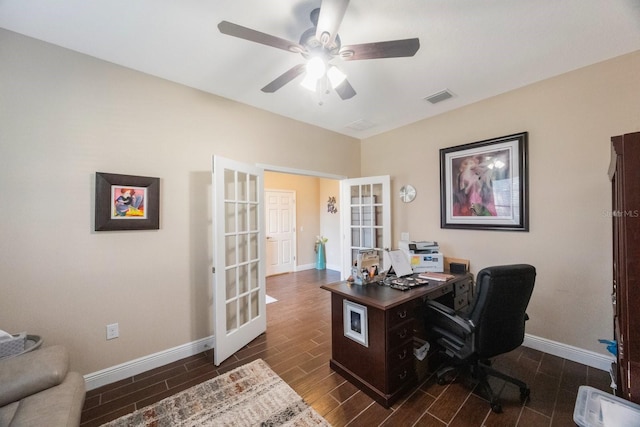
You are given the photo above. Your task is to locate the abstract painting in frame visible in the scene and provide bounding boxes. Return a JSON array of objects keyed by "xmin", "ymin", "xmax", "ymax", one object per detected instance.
[
  {"xmin": 95, "ymin": 172, "xmax": 160, "ymax": 231},
  {"xmin": 440, "ymin": 132, "xmax": 529, "ymax": 231},
  {"xmin": 343, "ymin": 300, "xmax": 368, "ymax": 347}
]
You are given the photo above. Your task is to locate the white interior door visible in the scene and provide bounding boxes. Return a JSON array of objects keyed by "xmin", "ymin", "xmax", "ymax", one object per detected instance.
[
  {"xmin": 212, "ymin": 156, "xmax": 266, "ymax": 366},
  {"xmin": 341, "ymin": 176, "xmax": 391, "ymax": 279},
  {"xmin": 265, "ymin": 190, "xmax": 296, "ymax": 276}
]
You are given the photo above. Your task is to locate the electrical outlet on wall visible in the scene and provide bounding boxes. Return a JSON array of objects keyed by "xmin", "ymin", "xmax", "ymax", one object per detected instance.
[{"xmin": 106, "ymin": 323, "xmax": 119, "ymax": 340}]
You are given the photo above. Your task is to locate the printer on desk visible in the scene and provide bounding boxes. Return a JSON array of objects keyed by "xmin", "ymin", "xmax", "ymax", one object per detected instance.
[{"xmin": 399, "ymin": 240, "xmax": 444, "ymax": 273}]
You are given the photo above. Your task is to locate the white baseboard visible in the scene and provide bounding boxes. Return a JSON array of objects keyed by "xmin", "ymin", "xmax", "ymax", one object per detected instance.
[
  {"xmin": 295, "ymin": 263, "xmax": 340, "ymax": 272},
  {"xmin": 326, "ymin": 263, "xmax": 341, "ymax": 272},
  {"xmin": 523, "ymin": 334, "xmax": 614, "ymax": 372},
  {"xmin": 295, "ymin": 263, "xmax": 315, "ymax": 271},
  {"xmin": 84, "ymin": 336, "xmax": 214, "ymax": 391}
]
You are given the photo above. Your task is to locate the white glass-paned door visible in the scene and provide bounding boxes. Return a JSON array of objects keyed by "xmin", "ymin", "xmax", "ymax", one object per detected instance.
[
  {"xmin": 212, "ymin": 156, "xmax": 265, "ymax": 366},
  {"xmin": 341, "ymin": 176, "xmax": 391, "ymax": 279}
]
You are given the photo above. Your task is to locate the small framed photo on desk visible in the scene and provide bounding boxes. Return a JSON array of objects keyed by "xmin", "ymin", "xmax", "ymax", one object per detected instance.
[{"xmin": 343, "ymin": 300, "xmax": 369, "ymax": 347}]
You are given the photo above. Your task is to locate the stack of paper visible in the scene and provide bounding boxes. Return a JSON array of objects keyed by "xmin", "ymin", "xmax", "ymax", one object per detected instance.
[{"xmin": 418, "ymin": 272, "xmax": 454, "ymax": 281}]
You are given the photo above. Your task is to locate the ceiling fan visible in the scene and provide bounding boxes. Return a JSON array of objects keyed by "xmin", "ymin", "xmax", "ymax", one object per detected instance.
[{"xmin": 217, "ymin": 0, "xmax": 420, "ymax": 100}]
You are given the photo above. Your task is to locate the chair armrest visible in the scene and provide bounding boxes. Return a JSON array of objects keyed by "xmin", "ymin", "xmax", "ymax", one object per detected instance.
[
  {"xmin": 0, "ymin": 345, "xmax": 69, "ymax": 407},
  {"xmin": 426, "ymin": 300, "xmax": 456, "ymax": 316},
  {"xmin": 426, "ymin": 300, "xmax": 474, "ymax": 335}
]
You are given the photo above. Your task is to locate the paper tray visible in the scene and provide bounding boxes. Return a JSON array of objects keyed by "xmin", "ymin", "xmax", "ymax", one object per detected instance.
[{"xmin": 573, "ymin": 385, "xmax": 640, "ymax": 426}]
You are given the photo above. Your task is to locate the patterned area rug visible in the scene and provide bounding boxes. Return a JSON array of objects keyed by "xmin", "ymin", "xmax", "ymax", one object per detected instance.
[{"xmin": 102, "ymin": 359, "xmax": 330, "ymax": 426}]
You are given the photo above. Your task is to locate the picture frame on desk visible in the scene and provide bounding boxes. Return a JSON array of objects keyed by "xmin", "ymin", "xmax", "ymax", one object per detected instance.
[
  {"xmin": 440, "ymin": 132, "xmax": 529, "ymax": 231},
  {"xmin": 343, "ymin": 300, "xmax": 368, "ymax": 347}
]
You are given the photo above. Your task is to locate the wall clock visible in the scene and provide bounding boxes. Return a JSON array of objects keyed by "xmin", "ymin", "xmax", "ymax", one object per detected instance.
[{"xmin": 399, "ymin": 185, "xmax": 416, "ymax": 203}]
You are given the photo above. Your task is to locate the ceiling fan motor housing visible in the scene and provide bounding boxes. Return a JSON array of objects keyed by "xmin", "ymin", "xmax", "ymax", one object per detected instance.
[{"xmin": 299, "ymin": 29, "xmax": 341, "ymax": 59}]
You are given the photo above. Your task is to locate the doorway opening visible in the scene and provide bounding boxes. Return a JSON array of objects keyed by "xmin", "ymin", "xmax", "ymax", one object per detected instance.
[{"xmin": 264, "ymin": 169, "xmax": 343, "ymax": 277}]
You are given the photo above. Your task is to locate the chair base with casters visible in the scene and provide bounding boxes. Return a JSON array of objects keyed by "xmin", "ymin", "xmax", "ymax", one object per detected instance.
[
  {"xmin": 425, "ymin": 264, "xmax": 537, "ymax": 414},
  {"xmin": 433, "ymin": 350, "xmax": 530, "ymax": 413}
]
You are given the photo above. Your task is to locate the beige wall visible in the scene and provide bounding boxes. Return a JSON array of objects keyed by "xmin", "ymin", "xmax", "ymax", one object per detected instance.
[
  {"xmin": 319, "ymin": 179, "xmax": 341, "ymax": 270},
  {"xmin": 0, "ymin": 30, "xmax": 360, "ymax": 374},
  {"xmin": 361, "ymin": 50, "xmax": 640, "ymax": 354}
]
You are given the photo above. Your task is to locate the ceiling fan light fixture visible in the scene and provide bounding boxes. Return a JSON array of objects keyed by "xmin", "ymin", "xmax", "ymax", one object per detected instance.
[
  {"xmin": 327, "ymin": 66, "xmax": 346, "ymax": 88},
  {"xmin": 305, "ymin": 56, "xmax": 326, "ymax": 79},
  {"xmin": 300, "ymin": 73, "xmax": 319, "ymax": 92}
]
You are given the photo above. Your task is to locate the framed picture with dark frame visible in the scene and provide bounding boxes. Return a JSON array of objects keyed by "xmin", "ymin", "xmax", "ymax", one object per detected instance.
[
  {"xmin": 440, "ymin": 132, "xmax": 529, "ymax": 231},
  {"xmin": 343, "ymin": 300, "xmax": 368, "ymax": 347},
  {"xmin": 95, "ymin": 172, "xmax": 160, "ymax": 231}
]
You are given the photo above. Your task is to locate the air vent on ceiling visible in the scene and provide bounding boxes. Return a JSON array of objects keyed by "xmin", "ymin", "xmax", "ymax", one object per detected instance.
[
  {"xmin": 345, "ymin": 119, "xmax": 377, "ymax": 131},
  {"xmin": 424, "ymin": 89, "xmax": 454, "ymax": 105}
]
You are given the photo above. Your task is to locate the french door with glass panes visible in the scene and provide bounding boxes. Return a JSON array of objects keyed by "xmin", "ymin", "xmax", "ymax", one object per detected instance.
[
  {"xmin": 341, "ymin": 176, "xmax": 391, "ymax": 279},
  {"xmin": 211, "ymin": 156, "xmax": 265, "ymax": 366}
]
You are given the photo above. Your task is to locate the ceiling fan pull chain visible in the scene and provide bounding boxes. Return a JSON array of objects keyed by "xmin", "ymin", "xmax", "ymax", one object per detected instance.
[{"xmin": 316, "ymin": 76, "xmax": 329, "ymax": 106}]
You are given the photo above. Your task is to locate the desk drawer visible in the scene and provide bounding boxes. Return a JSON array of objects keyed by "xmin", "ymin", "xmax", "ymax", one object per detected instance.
[
  {"xmin": 387, "ymin": 358, "xmax": 415, "ymax": 393},
  {"xmin": 454, "ymin": 291, "xmax": 470, "ymax": 311},
  {"xmin": 425, "ymin": 283, "xmax": 453, "ymax": 300},
  {"xmin": 455, "ymin": 279, "xmax": 472, "ymax": 294},
  {"xmin": 388, "ymin": 302, "xmax": 414, "ymax": 329},
  {"xmin": 388, "ymin": 320, "xmax": 413, "ymax": 350},
  {"xmin": 389, "ymin": 339, "xmax": 413, "ymax": 365}
]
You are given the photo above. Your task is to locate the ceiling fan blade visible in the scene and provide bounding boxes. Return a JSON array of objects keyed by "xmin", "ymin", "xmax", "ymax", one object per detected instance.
[
  {"xmin": 261, "ymin": 64, "xmax": 307, "ymax": 93},
  {"xmin": 218, "ymin": 21, "xmax": 304, "ymax": 53},
  {"xmin": 340, "ymin": 38, "xmax": 420, "ymax": 61},
  {"xmin": 316, "ymin": 0, "xmax": 350, "ymax": 48},
  {"xmin": 334, "ymin": 78, "xmax": 356, "ymax": 100}
]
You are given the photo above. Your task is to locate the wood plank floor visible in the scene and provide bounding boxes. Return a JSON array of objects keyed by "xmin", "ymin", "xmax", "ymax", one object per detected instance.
[{"xmin": 81, "ymin": 269, "xmax": 612, "ymax": 426}]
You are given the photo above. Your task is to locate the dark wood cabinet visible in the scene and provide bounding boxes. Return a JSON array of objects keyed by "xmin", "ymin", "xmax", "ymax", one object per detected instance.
[
  {"xmin": 321, "ymin": 273, "xmax": 473, "ymax": 407},
  {"xmin": 609, "ymin": 131, "xmax": 640, "ymax": 403}
]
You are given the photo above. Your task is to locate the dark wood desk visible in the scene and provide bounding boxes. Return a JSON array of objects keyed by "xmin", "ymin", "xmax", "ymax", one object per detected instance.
[{"xmin": 321, "ymin": 273, "xmax": 473, "ymax": 408}]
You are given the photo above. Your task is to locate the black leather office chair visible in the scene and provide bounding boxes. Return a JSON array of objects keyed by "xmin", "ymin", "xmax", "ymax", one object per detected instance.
[{"xmin": 425, "ymin": 264, "xmax": 536, "ymax": 413}]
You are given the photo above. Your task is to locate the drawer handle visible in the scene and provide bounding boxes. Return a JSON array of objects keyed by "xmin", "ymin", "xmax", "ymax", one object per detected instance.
[
  {"xmin": 398, "ymin": 370, "xmax": 408, "ymax": 380},
  {"xmin": 398, "ymin": 329, "xmax": 408, "ymax": 339},
  {"xmin": 398, "ymin": 349, "xmax": 407, "ymax": 360},
  {"xmin": 397, "ymin": 310, "xmax": 407, "ymax": 319}
]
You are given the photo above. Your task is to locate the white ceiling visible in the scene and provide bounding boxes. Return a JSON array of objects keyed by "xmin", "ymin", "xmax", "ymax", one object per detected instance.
[{"xmin": 2, "ymin": 0, "xmax": 639, "ymax": 139}]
